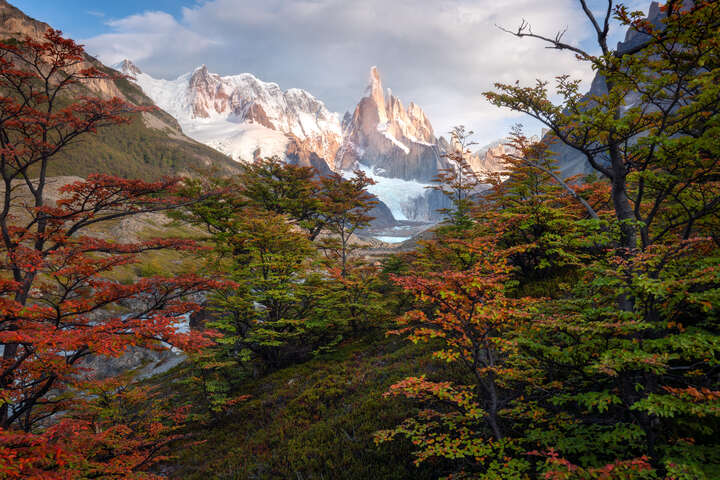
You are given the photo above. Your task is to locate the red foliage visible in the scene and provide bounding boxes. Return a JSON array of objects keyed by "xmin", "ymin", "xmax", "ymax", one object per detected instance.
[
  {"xmin": 528, "ymin": 449, "xmax": 653, "ymax": 480},
  {"xmin": 0, "ymin": 29, "xmax": 222, "ymax": 478}
]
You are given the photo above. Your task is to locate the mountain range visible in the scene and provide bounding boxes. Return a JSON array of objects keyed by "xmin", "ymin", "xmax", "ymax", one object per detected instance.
[
  {"xmin": 0, "ymin": 0, "xmax": 672, "ymax": 231},
  {"xmin": 0, "ymin": 0, "xmax": 239, "ymax": 180},
  {"xmin": 0, "ymin": 0, "xmax": 512, "ymax": 229},
  {"xmin": 116, "ymin": 61, "xmax": 502, "ymax": 223}
]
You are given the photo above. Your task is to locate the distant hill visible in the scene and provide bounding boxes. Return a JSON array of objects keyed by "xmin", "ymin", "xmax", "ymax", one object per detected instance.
[{"xmin": 0, "ymin": 0, "xmax": 238, "ymax": 179}]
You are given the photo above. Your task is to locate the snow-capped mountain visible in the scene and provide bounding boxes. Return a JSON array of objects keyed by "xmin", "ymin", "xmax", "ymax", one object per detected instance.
[
  {"xmin": 334, "ymin": 67, "xmax": 458, "ymax": 222},
  {"xmin": 117, "ymin": 61, "xmax": 509, "ymax": 224},
  {"xmin": 337, "ymin": 66, "xmax": 448, "ymax": 183},
  {"xmin": 116, "ymin": 60, "xmax": 342, "ymax": 171}
]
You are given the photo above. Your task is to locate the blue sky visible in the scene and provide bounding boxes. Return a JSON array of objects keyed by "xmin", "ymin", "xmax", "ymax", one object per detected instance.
[
  {"xmin": 12, "ymin": 0, "xmax": 651, "ymax": 145},
  {"xmin": 14, "ymin": 1, "xmax": 191, "ymax": 38}
]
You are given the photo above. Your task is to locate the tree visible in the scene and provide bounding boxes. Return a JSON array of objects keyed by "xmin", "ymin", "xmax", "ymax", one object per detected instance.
[
  {"xmin": 376, "ymin": 235, "xmax": 541, "ymax": 478},
  {"xmin": 431, "ymin": 126, "xmax": 483, "ymax": 231},
  {"xmin": 318, "ymin": 170, "xmax": 377, "ymax": 277},
  {"xmin": 487, "ymin": 1, "xmax": 720, "ymax": 253},
  {"xmin": 484, "ymin": 127, "xmax": 611, "ymax": 286},
  {"xmin": 380, "ymin": 5, "xmax": 720, "ymax": 477},
  {"xmin": 0, "ymin": 30, "xmax": 221, "ymax": 478},
  {"xmin": 236, "ymin": 157, "xmax": 327, "ymax": 240},
  {"xmin": 485, "ymin": 3, "xmax": 720, "ymax": 474},
  {"xmin": 177, "ymin": 166, "xmax": 382, "ymax": 411}
]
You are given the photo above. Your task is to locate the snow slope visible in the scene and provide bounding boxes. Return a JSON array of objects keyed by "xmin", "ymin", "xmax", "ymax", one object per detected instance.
[{"xmin": 116, "ymin": 61, "xmax": 341, "ymax": 165}]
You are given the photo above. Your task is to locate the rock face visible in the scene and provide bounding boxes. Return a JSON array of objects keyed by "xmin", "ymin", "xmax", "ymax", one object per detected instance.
[
  {"xmin": 119, "ymin": 61, "xmax": 514, "ymax": 224},
  {"xmin": 549, "ymin": 1, "xmax": 689, "ymax": 178},
  {"xmin": 118, "ymin": 61, "xmax": 342, "ymax": 171},
  {"xmin": 469, "ymin": 141, "xmax": 512, "ymax": 176},
  {"xmin": 337, "ymin": 66, "xmax": 448, "ymax": 183},
  {"xmin": 0, "ymin": 0, "xmax": 125, "ymax": 102},
  {"xmin": 336, "ymin": 67, "xmax": 459, "ymax": 222}
]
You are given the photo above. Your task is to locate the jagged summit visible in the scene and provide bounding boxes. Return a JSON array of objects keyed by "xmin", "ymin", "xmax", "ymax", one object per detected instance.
[
  {"xmin": 115, "ymin": 59, "xmax": 142, "ymax": 77},
  {"xmin": 336, "ymin": 66, "xmax": 440, "ymax": 178},
  {"xmin": 117, "ymin": 61, "xmax": 508, "ymax": 223},
  {"xmin": 117, "ymin": 61, "xmax": 343, "ymax": 168},
  {"xmin": 366, "ymin": 66, "xmax": 387, "ymax": 123}
]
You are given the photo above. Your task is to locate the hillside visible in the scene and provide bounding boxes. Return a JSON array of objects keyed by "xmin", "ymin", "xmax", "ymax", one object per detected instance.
[{"xmin": 0, "ymin": 0, "xmax": 238, "ymax": 179}]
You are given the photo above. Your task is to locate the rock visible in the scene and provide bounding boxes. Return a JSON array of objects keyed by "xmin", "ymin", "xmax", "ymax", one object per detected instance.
[
  {"xmin": 548, "ymin": 1, "xmax": 692, "ymax": 178},
  {"xmin": 118, "ymin": 61, "xmax": 343, "ymax": 170},
  {"xmin": 336, "ymin": 66, "xmax": 450, "ymax": 183},
  {"xmin": 368, "ymin": 197, "xmax": 397, "ymax": 228}
]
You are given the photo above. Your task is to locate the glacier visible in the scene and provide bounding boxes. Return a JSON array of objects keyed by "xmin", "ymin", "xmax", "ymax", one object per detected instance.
[{"xmin": 344, "ymin": 163, "xmax": 432, "ymax": 221}]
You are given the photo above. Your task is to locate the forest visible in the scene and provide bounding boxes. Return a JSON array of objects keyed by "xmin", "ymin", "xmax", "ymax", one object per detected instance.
[{"xmin": 0, "ymin": 2, "xmax": 719, "ymax": 479}]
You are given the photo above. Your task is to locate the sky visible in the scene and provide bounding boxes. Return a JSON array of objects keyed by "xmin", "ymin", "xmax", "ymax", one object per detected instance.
[{"xmin": 14, "ymin": 0, "xmax": 651, "ymax": 145}]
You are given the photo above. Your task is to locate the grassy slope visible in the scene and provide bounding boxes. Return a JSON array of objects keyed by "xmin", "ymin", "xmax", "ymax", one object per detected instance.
[
  {"xmin": 50, "ymin": 116, "xmax": 236, "ymax": 180},
  {"xmin": 49, "ymin": 72, "xmax": 239, "ymax": 180},
  {"xmin": 170, "ymin": 334, "xmax": 447, "ymax": 480}
]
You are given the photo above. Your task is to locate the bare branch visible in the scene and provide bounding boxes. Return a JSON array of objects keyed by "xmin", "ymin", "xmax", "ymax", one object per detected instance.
[{"xmin": 496, "ymin": 16, "xmax": 596, "ymax": 64}]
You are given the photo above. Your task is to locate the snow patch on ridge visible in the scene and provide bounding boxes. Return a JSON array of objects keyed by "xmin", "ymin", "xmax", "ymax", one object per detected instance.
[
  {"xmin": 116, "ymin": 61, "xmax": 340, "ymax": 165},
  {"xmin": 376, "ymin": 122, "xmax": 409, "ymax": 154},
  {"xmin": 193, "ymin": 121, "xmax": 290, "ymax": 162},
  {"xmin": 375, "ymin": 236, "xmax": 411, "ymax": 244}
]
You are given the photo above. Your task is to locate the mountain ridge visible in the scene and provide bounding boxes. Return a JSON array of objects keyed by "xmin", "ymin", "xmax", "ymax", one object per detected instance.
[
  {"xmin": 0, "ymin": 0, "xmax": 238, "ymax": 179},
  {"xmin": 117, "ymin": 60, "xmax": 343, "ymax": 172}
]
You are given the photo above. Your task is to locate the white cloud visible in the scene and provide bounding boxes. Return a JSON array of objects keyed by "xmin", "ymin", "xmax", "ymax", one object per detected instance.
[
  {"xmin": 84, "ymin": 0, "xmax": 638, "ymax": 145},
  {"xmin": 84, "ymin": 11, "xmax": 220, "ymax": 65}
]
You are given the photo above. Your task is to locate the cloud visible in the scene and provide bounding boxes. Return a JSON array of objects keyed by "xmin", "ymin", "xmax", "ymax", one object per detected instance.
[
  {"xmin": 83, "ymin": 0, "xmax": 635, "ymax": 144},
  {"xmin": 84, "ymin": 11, "xmax": 220, "ymax": 66},
  {"xmin": 86, "ymin": 11, "xmax": 106, "ymax": 18}
]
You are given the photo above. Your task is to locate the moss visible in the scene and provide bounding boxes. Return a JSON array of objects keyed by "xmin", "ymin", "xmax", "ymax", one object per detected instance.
[{"xmin": 170, "ymin": 335, "xmax": 447, "ymax": 480}]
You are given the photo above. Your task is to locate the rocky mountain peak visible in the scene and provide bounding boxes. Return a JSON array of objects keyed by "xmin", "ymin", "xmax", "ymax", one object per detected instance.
[
  {"xmin": 336, "ymin": 65, "xmax": 448, "ymax": 194},
  {"xmin": 366, "ymin": 66, "xmax": 388, "ymax": 124},
  {"xmin": 124, "ymin": 62, "xmax": 342, "ymax": 169},
  {"xmin": 468, "ymin": 142, "xmax": 513, "ymax": 177},
  {"xmin": 118, "ymin": 59, "xmax": 142, "ymax": 78}
]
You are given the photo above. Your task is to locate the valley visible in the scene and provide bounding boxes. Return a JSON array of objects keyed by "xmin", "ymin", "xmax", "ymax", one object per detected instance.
[{"xmin": 0, "ymin": 1, "xmax": 718, "ymax": 480}]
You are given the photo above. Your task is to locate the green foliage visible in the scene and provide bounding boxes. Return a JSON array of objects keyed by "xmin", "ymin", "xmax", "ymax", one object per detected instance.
[
  {"xmin": 373, "ymin": 5, "xmax": 720, "ymax": 479},
  {"xmin": 174, "ymin": 159, "xmax": 389, "ymax": 419},
  {"xmin": 50, "ymin": 114, "xmax": 235, "ymax": 180}
]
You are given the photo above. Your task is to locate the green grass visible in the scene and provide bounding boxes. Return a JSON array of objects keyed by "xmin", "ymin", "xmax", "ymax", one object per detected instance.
[
  {"xmin": 99, "ymin": 218, "xmax": 211, "ymax": 284},
  {"xmin": 48, "ymin": 115, "xmax": 237, "ymax": 180}
]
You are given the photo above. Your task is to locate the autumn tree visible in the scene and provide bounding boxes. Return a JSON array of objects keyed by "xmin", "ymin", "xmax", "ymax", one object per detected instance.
[
  {"xmin": 376, "ymin": 228, "xmax": 546, "ymax": 477},
  {"xmin": 486, "ymin": 0, "xmax": 720, "ymax": 253},
  {"xmin": 484, "ymin": 2, "xmax": 720, "ymax": 475},
  {"xmin": 0, "ymin": 30, "xmax": 222, "ymax": 478},
  {"xmin": 380, "ymin": 4, "xmax": 720, "ymax": 478},
  {"xmin": 483, "ymin": 127, "xmax": 611, "ymax": 287}
]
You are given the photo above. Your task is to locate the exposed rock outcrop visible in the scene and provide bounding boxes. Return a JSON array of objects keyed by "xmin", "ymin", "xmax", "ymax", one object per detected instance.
[
  {"xmin": 469, "ymin": 142, "xmax": 512, "ymax": 176},
  {"xmin": 336, "ymin": 66, "xmax": 449, "ymax": 183},
  {"xmin": 549, "ymin": 1, "xmax": 690, "ymax": 178}
]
